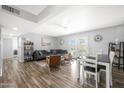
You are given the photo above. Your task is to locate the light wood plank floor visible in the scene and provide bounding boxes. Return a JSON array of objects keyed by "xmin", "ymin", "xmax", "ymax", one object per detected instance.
[{"xmin": 0, "ymin": 59, "xmax": 124, "ymax": 88}]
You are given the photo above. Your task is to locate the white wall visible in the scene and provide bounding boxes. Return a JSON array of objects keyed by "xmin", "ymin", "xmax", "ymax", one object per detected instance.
[
  {"xmin": 22, "ymin": 32, "xmax": 58, "ymax": 51},
  {"xmin": 0, "ymin": 26, "xmax": 2, "ymax": 76},
  {"xmin": 18, "ymin": 36, "xmax": 24, "ymax": 62},
  {"xmin": 3, "ymin": 38, "xmax": 13, "ymax": 59},
  {"xmin": 0, "ymin": 27, "xmax": 3, "ymax": 76},
  {"xmin": 57, "ymin": 24, "xmax": 124, "ymax": 55}
]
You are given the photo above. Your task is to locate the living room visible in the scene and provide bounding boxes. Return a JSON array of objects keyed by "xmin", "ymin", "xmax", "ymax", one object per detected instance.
[{"xmin": 1, "ymin": 5, "xmax": 124, "ymax": 88}]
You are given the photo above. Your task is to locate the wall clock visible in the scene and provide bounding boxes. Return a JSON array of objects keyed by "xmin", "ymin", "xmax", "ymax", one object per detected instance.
[{"xmin": 94, "ymin": 35, "xmax": 103, "ymax": 42}]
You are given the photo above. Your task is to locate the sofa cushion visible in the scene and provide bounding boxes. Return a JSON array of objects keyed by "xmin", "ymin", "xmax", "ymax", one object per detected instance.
[
  {"xmin": 50, "ymin": 49, "xmax": 68, "ymax": 55},
  {"xmin": 41, "ymin": 50, "xmax": 50, "ymax": 55},
  {"xmin": 39, "ymin": 51, "xmax": 43, "ymax": 56}
]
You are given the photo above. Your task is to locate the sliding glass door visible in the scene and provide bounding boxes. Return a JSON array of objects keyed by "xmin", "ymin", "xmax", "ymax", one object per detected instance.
[
  {"xmin": 77, "ymin": 37, "xmax": 89, "ymax": 57},
  {"xmin": 67, "ymin": 36, "xmax": 89, "ymax": 58}
]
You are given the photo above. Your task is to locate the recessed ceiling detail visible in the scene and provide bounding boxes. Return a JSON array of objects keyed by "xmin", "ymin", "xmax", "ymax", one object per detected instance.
[
  {"xmin": 17, "ymin": 5, "xmax": 48, "ymax": 15},
  {"xmin": 1, "ymin": 5, "xmax": 124, "ymax": 36}
]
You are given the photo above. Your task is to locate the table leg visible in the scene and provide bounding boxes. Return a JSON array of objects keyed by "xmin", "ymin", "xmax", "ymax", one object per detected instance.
[
  {"xmin": 77, "ymin": 60, "xmax": 80, "ymax": 80},
  {"xmin": 82, "ymin": 63, "xmax": 84, "ymax": 85},
  {"xmin": 106, "ymin": 64, "xmax": 110, "ymax": 88}
]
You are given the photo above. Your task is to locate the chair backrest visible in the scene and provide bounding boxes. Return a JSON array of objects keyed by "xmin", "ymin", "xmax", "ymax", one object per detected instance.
[
  {"xmin": 83, "ymin": 55, "xmax": 98, "ymax": 73},
  {"xmin": 109, "ymin": 51, "xmax": 115, "ymax": 64},
  {"xmin": 49, "ymin": 55, "xmax": 61, "ymax": 67}
]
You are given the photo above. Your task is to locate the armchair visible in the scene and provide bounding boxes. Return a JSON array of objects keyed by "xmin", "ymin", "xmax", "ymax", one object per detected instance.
[{"xmin": 47, "ymin": 55, "xmax": 61, "ymax": 68}]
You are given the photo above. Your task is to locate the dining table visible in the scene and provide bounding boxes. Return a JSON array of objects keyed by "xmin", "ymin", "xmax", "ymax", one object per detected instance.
[{"xmin": 76, "ymin": 54, "xmax": 111, "ymax": 88}]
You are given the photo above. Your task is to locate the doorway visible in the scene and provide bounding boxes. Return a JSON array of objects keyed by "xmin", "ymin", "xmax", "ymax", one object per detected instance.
[{"xmin": 3, "ymin": 36, "xmax": 18, "ymax": 60}]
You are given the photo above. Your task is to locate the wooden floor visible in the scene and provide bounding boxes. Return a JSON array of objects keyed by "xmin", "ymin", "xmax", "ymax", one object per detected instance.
[{"xmin": 0, "ymin": 59, "xmax": 124, "ymax": 88}]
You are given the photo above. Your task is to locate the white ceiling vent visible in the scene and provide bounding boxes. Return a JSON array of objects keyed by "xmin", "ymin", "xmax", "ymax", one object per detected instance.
[{"xmin": 1, "ymin": 5, "xmax": 20, "ymax": 15}]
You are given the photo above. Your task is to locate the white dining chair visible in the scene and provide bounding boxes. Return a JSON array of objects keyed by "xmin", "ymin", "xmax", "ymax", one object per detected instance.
[
  {"xmin": 82, "ymin": 54, "xmax": 100, "ymax": 88},
  {"xmin": 99, "ymin": 51, "xmax": 115, "ymax": 87}
]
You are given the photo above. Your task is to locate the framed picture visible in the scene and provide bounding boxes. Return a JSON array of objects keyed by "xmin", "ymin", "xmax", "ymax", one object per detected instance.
[{"xmin": 41, "ymin": 38, "xmax": 51, "ymax": 46}]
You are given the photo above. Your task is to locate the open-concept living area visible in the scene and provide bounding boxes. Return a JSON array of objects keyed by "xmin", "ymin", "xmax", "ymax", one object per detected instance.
[{"xmin": 1, "ymin": 5, "xmax": 124, "ymax": 88}]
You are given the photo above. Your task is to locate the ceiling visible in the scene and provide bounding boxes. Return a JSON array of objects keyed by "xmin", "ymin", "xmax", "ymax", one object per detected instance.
[
  {"xmin": 1, "ymin": 5, "xmax": 124, "ymax": 37},
  {"xmin": 17, "ymin": 5, "xmax": 48, "ymax": 15}
]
